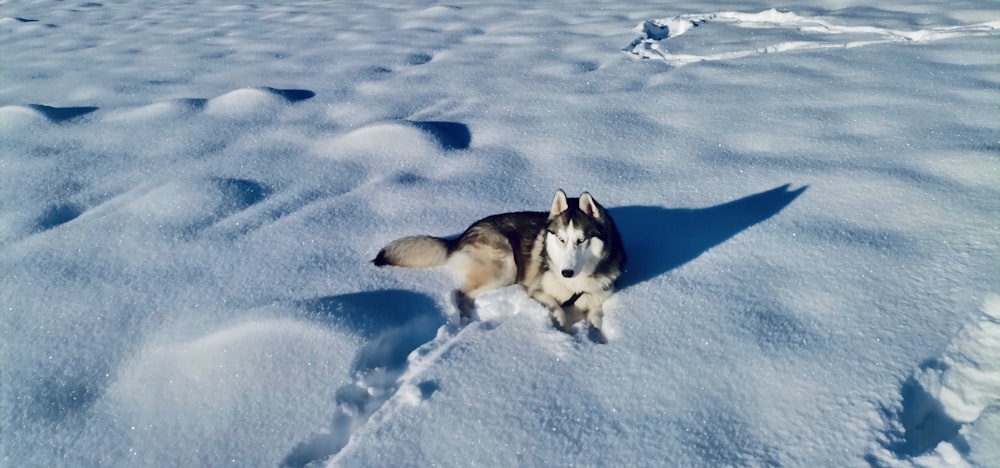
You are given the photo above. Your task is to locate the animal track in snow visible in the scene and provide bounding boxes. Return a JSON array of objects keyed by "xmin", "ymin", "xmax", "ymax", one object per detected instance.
[
  {"xmin": 212, "ymin": 178, "xmax": 271, "ymax": 213},
  {"xmin": 284, "ymin": 288, "xmax": 579, "ymax": 467},
  {"xmin": 34, "ymin": 203, "xmax": 84, "ymax": 232},
  {"xmin": 404, "ymin": 52, "xmax": 433, "ymax": 66},
  {"xmin": 871, "ymin": 295, "xmax": 1000, "ymax": 463},
  {"xmin": 625, "ymin": 9, "xmax": 1000, "ymax": 66},
  {"xmin": 282, "ymin": 290, "xmax": 447, "ymax": 467}
]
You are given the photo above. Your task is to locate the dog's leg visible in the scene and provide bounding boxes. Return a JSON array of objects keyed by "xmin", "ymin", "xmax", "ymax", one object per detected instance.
[
  {"xmin": 584, "ymin": 306, "xmax": 603, "ymax": 331},
  {"xmin": 525, "ymin": 288, "xmax": 564, "ymax": 328},
  {"xmin": 583, "ymin": 308, "xmax": 608, "ymax": 344},
  {"xmin": 561, "ymin": 296, "xmax": 608, "ymax": 343},
  {"xmin": 534, "ymin": 291, "xmax": 588, "ymax": 332},
  {"xmin": 453, "ymin": 290, "xmax": 476, "ymax": 320},
  {"xmin": 447, "ymin": 239, "xmax": 516, "ymax": 320},
  {"xmin": 576, "ymin": 292, "xmax": 608, "ymax": 330}
]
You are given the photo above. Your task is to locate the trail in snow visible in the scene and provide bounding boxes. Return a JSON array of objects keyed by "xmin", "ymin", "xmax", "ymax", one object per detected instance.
[
  {"xmin": 281, "ymin": 310, "xmax": 466, "ymax": 467},
  {"xmin": 287, "ymin": 288, "xmax": 597, "ymax": 467},
  {"xmin": 625, "ymin": 8, "xmax": 1000, "ymax": 66},
  {"xmin": 325, "ymin": 288, "xmax": 572, "ymax": 465}
]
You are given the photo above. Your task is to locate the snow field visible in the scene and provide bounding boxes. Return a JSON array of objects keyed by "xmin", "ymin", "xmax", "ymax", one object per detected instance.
[{"xmin": 1, "ymin": 0, "xmax": 997, "ymax": 466}]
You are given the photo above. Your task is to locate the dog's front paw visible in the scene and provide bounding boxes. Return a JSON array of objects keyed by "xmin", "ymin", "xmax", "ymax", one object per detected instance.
[
  {"xmin": 550, "ymin": 307, "xmax": 570, "ymax": 331},
  {"xmin": 584, "ymin": 309, "xmax": 603, "ymax": 331}
]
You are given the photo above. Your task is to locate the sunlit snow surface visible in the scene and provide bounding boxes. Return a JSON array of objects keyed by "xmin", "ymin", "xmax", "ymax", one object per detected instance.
[{"xmin": 1, "ymin": 1, "xmax": 998, "ymax": 466}]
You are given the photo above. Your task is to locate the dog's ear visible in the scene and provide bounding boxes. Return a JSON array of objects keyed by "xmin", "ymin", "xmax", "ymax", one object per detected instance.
[
  {"xmin": 550, "ymin": 189, "xmax": 569, "ymax": 217},
  {"xmin": 579, "ymin": 192, "xmax": 601, "ymax": 219}
]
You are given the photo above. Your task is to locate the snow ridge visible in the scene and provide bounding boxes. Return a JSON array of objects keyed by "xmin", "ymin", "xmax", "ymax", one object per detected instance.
[{"xmin": 626, "ymin": 8, "xmax": 1000, "ymax": 66}]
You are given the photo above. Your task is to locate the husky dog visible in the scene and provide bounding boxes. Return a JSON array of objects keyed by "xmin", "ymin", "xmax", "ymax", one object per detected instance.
[{"xmin": 373, "ymin": 190, "xmax": 626, "ymax": 333}]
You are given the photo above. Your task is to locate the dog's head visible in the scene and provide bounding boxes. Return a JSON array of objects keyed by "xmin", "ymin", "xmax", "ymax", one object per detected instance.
[{"xmin": 545, "ymin": 189, "xmax": 608, "ymax": 279}]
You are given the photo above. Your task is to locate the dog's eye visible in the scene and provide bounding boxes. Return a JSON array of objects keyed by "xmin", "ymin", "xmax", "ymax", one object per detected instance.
[{"xmin": 576, "ymin": 238, "xmax": 585, "ymax": 245}]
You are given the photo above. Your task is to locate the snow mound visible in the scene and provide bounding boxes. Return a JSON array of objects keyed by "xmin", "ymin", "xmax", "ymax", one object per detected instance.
[
  {"xmin": 315, "ymin": 120, "xmax": 470, "ymax": 166},
  {"xmin": 626, "ymin": 8, "xmax": 1000, "ymax": 66},
  {"xmin": 204, "ymin": 87, "xmax": 315, "ymax": 120},
  {"xmin": 0, "ymin": 105, "xmax": 47, "ymax": 130},
  {"xmin": 0, "ymin": 104, "xmax": 98, "ymax": 129},
  {"xmin": 103, "ymin": 318, "xmax": 358, "ymax": 466}
]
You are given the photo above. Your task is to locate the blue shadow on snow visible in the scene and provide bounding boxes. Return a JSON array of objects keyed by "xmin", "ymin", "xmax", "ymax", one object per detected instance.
[
  {"xmin": 29, "ymin": 104, "xmax": 98, "ymax": 123},
  {"xmin": 611, "ymin": 184, "xmax": 806, "ymax": 289},
  {"xmin": 298, "ymin": 289, "xmax": 445, "ymax": 372},
  {"xmin": 264, "ymin": 87, "xmax": 316, "ymax": 103},
  {"xmin": 284, "ymin": 290, "xmax": 445, "ymax": 468},
  {"xmin": 407, "ymin": 120, "xmax": 471, "ymax": 150}
]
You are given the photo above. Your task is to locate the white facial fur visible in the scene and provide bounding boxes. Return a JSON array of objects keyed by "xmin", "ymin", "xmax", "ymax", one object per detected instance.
[{"xmin": 545, "ymin": 220, "xmax": 605, "ymax": 278}]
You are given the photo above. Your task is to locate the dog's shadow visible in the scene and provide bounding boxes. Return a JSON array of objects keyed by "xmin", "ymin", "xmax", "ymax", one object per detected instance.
[{"xmin": 610, "ymin": 184, "xmax": 807, "ymax": 289}]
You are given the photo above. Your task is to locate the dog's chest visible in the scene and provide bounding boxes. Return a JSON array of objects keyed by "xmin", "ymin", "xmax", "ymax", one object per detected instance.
[{"xmin": 538, "ymin": 270, "xmax": 610, "ymax": 303}]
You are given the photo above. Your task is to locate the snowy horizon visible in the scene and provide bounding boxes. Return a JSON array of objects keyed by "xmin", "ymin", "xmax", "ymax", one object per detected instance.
[{"xmin": 2, "ymin": 0, "xmax": 997, "ymax": 466}]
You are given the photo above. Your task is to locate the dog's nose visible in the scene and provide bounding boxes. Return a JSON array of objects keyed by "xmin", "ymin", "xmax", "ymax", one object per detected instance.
[{"xmin": 561, "ymin": 269, "xmax": 573, "ymax": 278}]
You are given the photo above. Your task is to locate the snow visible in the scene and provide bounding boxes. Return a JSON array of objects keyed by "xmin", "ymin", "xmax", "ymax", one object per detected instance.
[
  {"xmin": 627, "ymin": 9, "xmax": 1000, "ymax": 65},
  {"xmin": 1, "ymin": 0, "xmax": 997, "ymax": 466}
]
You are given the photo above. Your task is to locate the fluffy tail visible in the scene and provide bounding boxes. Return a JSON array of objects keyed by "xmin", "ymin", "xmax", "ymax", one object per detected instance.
[{"xmin": 372, "ymin": 235, "xmax": 451, "ymax": 268}]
